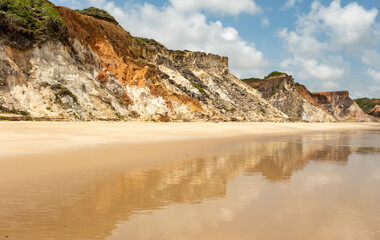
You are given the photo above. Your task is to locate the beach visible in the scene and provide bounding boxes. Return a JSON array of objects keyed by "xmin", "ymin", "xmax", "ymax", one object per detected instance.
[
  {"xmin": 0, "ymin": 122, "xmax": 380, "ymax": 240},
  {"xmin": 1, "ymin": 121, "xmax": 379, "ymax": 157},
  {"xmin": 0, "ymin": 121, "xmax": 378, "ymax": 185}
]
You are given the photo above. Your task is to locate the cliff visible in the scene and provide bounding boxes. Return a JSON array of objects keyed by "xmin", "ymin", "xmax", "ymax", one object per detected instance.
[
  {"xmin": 244, "ymin": 74, "xmax": 336, "ymax": 122},
  {"xmin": 355, "ymin": 98, "xmax": 380, "ymax": 119},
  {"xmin": 0, "ymin": 1, "xmax": 376, "ymax": 122},
  {"xmin": 0, "ymin": 2, "xmax": 286, "ymax": 122},
  {"xmin": 368, "ymin": 105, "xmax": 380, "ymax": 118},
  {"xmin": 311, "ymin": 91, "xmax": 374, "ymax": 122}
]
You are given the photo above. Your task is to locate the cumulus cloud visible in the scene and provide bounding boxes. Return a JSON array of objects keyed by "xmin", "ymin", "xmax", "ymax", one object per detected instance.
[
  {"xmin": 279, "ymin": 0, "xmax": 380, "ymax": 94},
  {"xmin": 284, "ymin": 0, "xmax": 302, "ymax": 9},
  {"xmin": 361, "ymin": 50, "xmax": 380, "ymax": 67},
  {"xmin": 169, "ymin": 0, "xmax": 261, "ymax": 15},
  {"xmin": 261, "ymin": 16, "xmax": 270, "ymax": 27},
  {"xmin": 367, "ymin": 68, "xmax": 380, "ymax": 83},
  {"xmin": 280, "ymin": 0, "xmax": 378, "ymax": 55},
  {"xmin": 81, "ymin": 0, "xmax": 269, "ymax": 77},
  {"xmin": 301, "ymin": 59, "xmax": 344, "ymax": 81},
  {"xmin": 57, "ymin": 0, "xmax": 83, "ymax": 8},
  {"xmin": 308, "ymin": 0, "xmax": 377, "ymax": 51},
  {"xmin": 280, "ymin": 55, "xmax": 345, "ymax": 90},
  {"xmin": 278, "ymin": 28, "xmax": 327, "ymax": 58}
]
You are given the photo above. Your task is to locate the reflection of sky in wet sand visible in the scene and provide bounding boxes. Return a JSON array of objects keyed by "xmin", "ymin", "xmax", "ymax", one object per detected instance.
[{"xmin": 1, "ymin": 131, "xmax": 380, "ymax": 240}]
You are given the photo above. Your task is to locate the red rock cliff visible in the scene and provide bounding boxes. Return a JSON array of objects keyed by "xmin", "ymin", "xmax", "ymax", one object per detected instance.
[{"xmin": 311, "ymin": 91, "xmax": 374, "ymax": 122}]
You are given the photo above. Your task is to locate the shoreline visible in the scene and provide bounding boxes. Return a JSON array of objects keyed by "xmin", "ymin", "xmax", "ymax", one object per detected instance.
[
  {"xmin": 0, "ymin": 122, "xmax": 379, "ymax": 184},
  {"xmin": 0, "ymin": 121, "xmax": 379, "ymax": 229},
  {"xmin": 0, "ymin": 121, "xmax": 379, "ymax": 159}
]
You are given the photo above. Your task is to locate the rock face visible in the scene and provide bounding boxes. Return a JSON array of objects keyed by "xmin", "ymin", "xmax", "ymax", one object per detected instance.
[
  {"xmin": 355, "ymin": 98, "xmax": 380, "ymax": 119},
  {"xmin": 0, "ymin": 2, "xmax": 375, "ymax": 122},
  {"xmin": 0, "ymin": 3, "xmax": 286, "ymax": 122},
  {"xmin": 368, "ymin": 105, "xmax": 380, "ymax": 117},
  {"xmin": 311, "ymin": 91, "xmax": 374, "ymax": 122},
  {"xmin": 245, "ymin": 74, "xmax": 336, "ymax": 122}
]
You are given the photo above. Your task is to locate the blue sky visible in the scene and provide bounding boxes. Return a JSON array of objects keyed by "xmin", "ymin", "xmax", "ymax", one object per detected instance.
[{"xmin": 52, "ymin": 0, "xmax": 380, "ymax": 98}]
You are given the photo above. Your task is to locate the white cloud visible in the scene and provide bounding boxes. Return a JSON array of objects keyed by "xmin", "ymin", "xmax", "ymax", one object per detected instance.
[
  {"xmin": 361, "ymin": 50, "xmax": 380, "ymax": 67},
  {"xmin": 322, "ymin": 81, "xmax": 340, "ymax": 90},
  {"xmin": 278, "ymin": 28, "xmax": 327, "ymax": 58},
  {"xmin": 281, "ymin": 56, "xmax": 344, "ymax": 82},
  {"xmin": 281, "ymin": 0, "xmax": 378, "ymax": 56},
  {"xmin": 261, "ymin": 16, "xmax": 270, "ymax": 27},
  {"xmin": 310, "ymin": 0, "xmax": 378, "ymax": 50},
  {"xmin": 169, "ymin": 0, "xmax": 261, "ymax": 15},
  {"xmin": 87, "ymin": 1, "xmax": 269, "ymax": 77},
  {"xmin": 367, "ymin": 68, "xmax": 380, "ymax": 83},
  {"xmin": 302, "ymin": 59, "xmax": 344, "ymax": 81},
  {"xmin": 56, "ymin": 0, "xmax": 83, "ymax": 8},
  {"xmin": 87, "ymin": 0, "xmax": 106, "ymax": 6},
  {"xmin": 279, "ymin": 0, "xmax": 380, "ymax": 95},
  {"xmin": 284, "ymin": 0, "xmax": 302, "ymax": 9}
]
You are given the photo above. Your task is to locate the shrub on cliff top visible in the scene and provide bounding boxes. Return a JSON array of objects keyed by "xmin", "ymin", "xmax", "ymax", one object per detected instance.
[
  {"xmin": 355, "ymin": 98, "xmax": 379, "ymax": 113},
  {"xmin": 241, "ymin": 77, "xmax": 262, "ymax": 82},
  {"xmin": 136, "ymin": 37, "xmax": 164, "ymax": 47},
  {"xmin": 0, "ymin": 0, "xmax": 68, "ymax": 48},
  {"xmin": 264, "ymin": 71, "xmax": 287, "ymax": 78},
  {"xmin": 76, "ymin": 7, "xmax": 118, "ymax": 25}
]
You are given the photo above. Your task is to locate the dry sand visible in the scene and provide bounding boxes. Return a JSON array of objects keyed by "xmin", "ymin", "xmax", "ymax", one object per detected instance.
[{"xmin": 0, "ymin": 121, "xmax": 379, "ymax": 157}]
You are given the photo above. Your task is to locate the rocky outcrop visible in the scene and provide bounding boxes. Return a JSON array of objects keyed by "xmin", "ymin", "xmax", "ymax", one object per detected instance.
[
  {"xmin": 245, "ymin": 74, "xmax": 336, "ymax": 122},
  {"xmin": 355, "ymin": 98, "xmax": 380, "ymax": 119},
  {"xmin": 0, "ymin": 3, "xmax": 286, "ymax": 122},
  {"xmin": 311, "ymin": 91, "xmax": 374, "ymax": 122},
  {"xmin": 368, "ymin": 105, "xmax": 380, "ymax": 118},
  {"xmin": 0, "ymin": 1, "xmax": 376, "ymax": 122}
]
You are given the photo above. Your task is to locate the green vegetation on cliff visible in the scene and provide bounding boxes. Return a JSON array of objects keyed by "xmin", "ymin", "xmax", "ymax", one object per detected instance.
[
  {"xmin": 136, "ymin": 37, "xmax": 164, "ymax": 47},
  {"xmin": 242, "ymin": 71, "xmax": 288, "ymax": 83},
  {"xmin": 355, "ymin": 98, "xmax": 380, "ymax": 113},
  {"xmin": 264, "ymin": 71, "xmax": 287, "ymax": 78},
  {"xmin": 76, "ymin": 7, "xmax": 118, "ymax": 24},
  {"xmin": 241, "ymin": 77, "xmax": 262, "ymax": 82},
  {"xmin": 0, "ymin": 0, "xmax": 68, "ymax": 48},
  {"xmin": 0, "ymin": 104, "xmax": 29, "ymax": 116}
]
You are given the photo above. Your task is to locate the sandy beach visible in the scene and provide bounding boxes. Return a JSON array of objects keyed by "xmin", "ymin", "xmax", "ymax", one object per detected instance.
[
  {"xmin": 0, "ymin": 122, "xmax": 379, "ymax": 240},
  {"xmin": 1, "ymin": 121, "xmax": 379, "ymax": 157},
  {"xmin": 0, "ymin": 121, "xmax": 378, "ymax": 183}
]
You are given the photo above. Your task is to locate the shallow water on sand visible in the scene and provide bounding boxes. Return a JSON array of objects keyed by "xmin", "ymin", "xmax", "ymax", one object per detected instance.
[{"xmin": 1, "ymin": 130, "xmax": 380, "ymax": 240}]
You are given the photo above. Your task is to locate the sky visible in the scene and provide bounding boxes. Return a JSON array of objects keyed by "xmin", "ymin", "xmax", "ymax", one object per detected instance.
[{"xmin": 51, "ymin": 0, "xmax": 380, "ymax": 98}]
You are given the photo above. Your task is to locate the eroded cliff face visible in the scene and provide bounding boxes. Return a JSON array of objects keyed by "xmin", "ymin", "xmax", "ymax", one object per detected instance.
[
  {"xmin": 245, "ymin": 75, "xmax": 336, "ymax": 122},
  {"xmin": 355, "ymin": 98, "xmax": 380, "ymax": 119},
  {"xmin": 0, "ymin": 4, "xmax": 286, "ymax": 122},
  {"xmin": 311, "ymin": 91, "xmax": 374, "ymax": 122},
  {"xmin": 368, "ymin": 105, "xmax": 380, "ymax": 118}
]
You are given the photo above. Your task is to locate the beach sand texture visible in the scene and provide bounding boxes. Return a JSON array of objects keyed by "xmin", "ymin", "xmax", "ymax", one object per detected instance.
[
  {"xmin": 0, "ymin": 121, "xmax": 378, "ymax": 186},
  {"xmin": 0, "ymin": 122, "xmax": 379, "ymax": 240}
]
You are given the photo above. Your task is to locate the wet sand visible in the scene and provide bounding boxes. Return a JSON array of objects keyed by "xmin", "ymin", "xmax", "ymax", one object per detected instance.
[
  {"xmin": 0, "ymin": 121, "xmax": 379, "ymax": 157},
  {"xmin": 0, "ymin": 122, "xmax": 379, "ymax": 240},
  {"xmin": 0, "ymin": 122, "xmax": 378, "ymax": 182}
]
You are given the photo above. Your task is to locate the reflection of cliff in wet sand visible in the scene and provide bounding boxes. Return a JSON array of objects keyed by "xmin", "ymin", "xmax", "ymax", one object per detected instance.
[
  {"xmin": 2, "ymin": 132, "xmax": 378, "ymax": 240},
  {"xmin": 245, "ymin": 141, "xmax": 353, "ymax": 181}
]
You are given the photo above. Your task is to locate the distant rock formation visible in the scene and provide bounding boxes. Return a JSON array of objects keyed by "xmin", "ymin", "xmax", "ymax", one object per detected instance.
[
  {"xmin": 368, "ymin": 105, "xmax": 380, "ymax": 118},
  {"xmin": 244, "ymin": 74, "xmax": 336, "ymax": 122},
  {"xmin": 311, "ymin": 91, "xmax": 374, "ymax": 122},
  {"xmin": 355, "ymin": 98, "xmax": 380, "ymax": 119}
]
